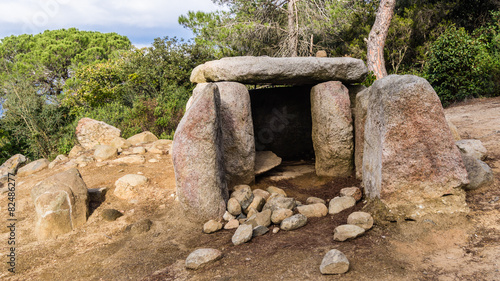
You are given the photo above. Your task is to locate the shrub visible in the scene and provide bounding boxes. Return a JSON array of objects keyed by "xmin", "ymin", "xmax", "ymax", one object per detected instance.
[{"xmin": 424, "ymin": 25, "xmax": 495, "ymax": 106}]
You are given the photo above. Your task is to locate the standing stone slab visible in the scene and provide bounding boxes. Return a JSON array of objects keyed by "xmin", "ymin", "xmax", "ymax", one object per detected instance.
[
  {"xmin": 362, "ymin": 75, "xmax": 469, "ymax": 220},
  {"xmin": 216, "ymin": 82, "xmax": 255, "ymax": 187},
  {"xmin": 354, "ymin": 88, "xmax": 370, "ymax": 180},
  {"xmin": 311, "ymin": 81, "xmax": 353, "ymax": 177},
  {"xmin": 31, "ymin": 168, "xmax": 88, "ymax": 240},
  {"xmin": 172, "ymin": 84, "xmax": 228, "ymax": 221},
  {"xmin": 75, "ymin": 118, "xmax": 121, "ymax": 149},
  {"xmin": 191, "ymin": 56, "xmax": 368, "ymax": 85}
]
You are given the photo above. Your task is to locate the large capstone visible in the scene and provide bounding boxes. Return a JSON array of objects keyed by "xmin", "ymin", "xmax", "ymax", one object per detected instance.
[
  {"xmin": 190, "ymin": 56, "xmax": 368, "ymax": 85},
  {"xmin": 172, "ymin": 84, "xmax": 228, "ymax": 221},
  {"xmin": 311, "ymin": 81, "xmax": 353, "ymax": 177},
  {"xmin": 362, "ymin": 75, "xmax": 469, "ymax": 220}
]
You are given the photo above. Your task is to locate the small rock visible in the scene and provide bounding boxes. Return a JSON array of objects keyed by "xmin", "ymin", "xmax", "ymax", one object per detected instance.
[
  {"xmin": 272, "ymin": 227, "xmax": 280, "ymax": 234},
  {"xmin": 68, "ymin": 145, "xmax": 85, "ymax": 158},
  {"xmin": 271, "ymin": 208, "xmax": 293, "ymax": 224},
  {"xmin": 320, "ymin": 249, "xmax": 349, "ymax": 275},
  {"xmin": 328, "ymin": 196, "xmax": 356, "ymax": 215},
  {"xmin": 347, "ymin": 212, "xmax": 373, "ymax": 230},
  {"xmin": 114, "ymin": 174, "xmax": 148, "ymax": 200},
  {"xmin": 94, "ymin": 145, "xmax": 118, "ymax": 161},
  {"xmin": 132, "ymin": 147, "xmax": 147, "ymax": 154},
  {"xmin": 267, "ymin": 186, "xmax": 287, "ymax": 197},
  {"xmin": 223, "ymin": 211, "xmax": 235, "ymax": 222},
  {"xmin": 227, "ymin": 198, "xmax": 242, "ymax": 216},
  {"xmin": 255, "ymin": 209, "xmax": 272, "ymax": 227},
  {"xmin": 231, "ymin": 185, "xmax": 254, "ymax": 210},
  {"xmin": 255, "ymin": 151, "xmax": 282, "ymax": 175},
  {"xmin": 185, "ymin": 248, "xmax": 222, "ymax": 270},
  {"xmin": 246, "ymin": 207, "xmax": 258, "ymax": 219},
  {"xmin": 462, "ymin": 154, "xmax": 494, "ymax": 190},
  {"xmin": 236, "ymin": 213, "xmax": 247, "ymax": 220},
  {"xmin": 128, "ymin": 219, "xmax": 153, "ymax": 235},
  {"xmin": 263, "ymin": 195, "xmax": 296, "ymax": 212},
  {"xmin": 17, "ymin": 159, "xmax": 50, "ymax": 177},
  {"xmin": 252, "ymin": 225, "xmax": 269, "ymax": 237},
  {"xmin": 110, "ymin": 137, "xmax": 132, "ymax": 150},
  {"xmin": 101, "ymin": 209, "xmax": 123, "ymax": 221},
  {"xmin": 48, "ymin": 155, "xmax": 68, "ymax": 169},
  {"xmin": 224, "ymin": 219, "xmax": 239, "ymax": 230},
  {"xmin": 203, "ymin": 220, "xmax": 222, "ymax": 234},
  {"xmin": 253, "ymin": 189, "xmax": 271, "ymax": 201},
  {"xmin": 245, "ymin": 195, "xmax": 265, "ymax": 214},
  {"xmin": 232, "ymin": 224, "xmax": 253, "ymax": 245},
  {"xmin": 456, "ymin": 139, "xmax": 487, "ymax": 160},
  {"xmin": 306, "ymin": 197, "xmax": 326, "ymax": 205},
  {"xmin": 297, "ymin": 203, "xmax": 328, "ymax": 218},
  {"xmin": 281, "ymin": 214, "xmax": 307, "ymax": 231},
  {"xmin": 148, "ymin": 159, "xmax": 159, "ymax": 163},
  {"xmin": 127, "ymin": 131, "xmax": 159, "ymax": 145},
  {"xmin": 339, "ymin": 187, "xmax": 362, "ymax": 201},
  {"xmin": 333, "ymin": 224, "xmax": 365, "ymax": 241},
  {"xmin": 111, "ymin": 155, "xmax": 146, "ymax": 165}
]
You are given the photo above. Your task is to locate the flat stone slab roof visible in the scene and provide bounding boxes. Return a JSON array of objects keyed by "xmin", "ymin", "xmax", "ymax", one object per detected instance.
[{"xmin": 190, "ymin": 56, "xmax": 368, "ymax": 85}]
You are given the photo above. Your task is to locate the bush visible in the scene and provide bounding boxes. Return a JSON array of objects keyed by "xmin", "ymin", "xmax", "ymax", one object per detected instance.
[{"xmin": 424, "ymin": 25, "xmax": 496, "ymax": 106}]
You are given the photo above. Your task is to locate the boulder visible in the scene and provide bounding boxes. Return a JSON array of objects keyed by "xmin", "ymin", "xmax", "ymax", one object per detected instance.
[
  {"xmin": 297, "ymin": 203, "xmax": 328, "ymax": 218},
  {"xmin": 94, "ymin": 145, "xmax": 118, "ymax": 161},
  {"xmin": 17, "ymin": 159, "xmax": 50, "ymax": 177},
  {"xmin": 76, "ymin": 118, "xmax": 121, "ymax": 149},
  {"xmin": 232, "ymin": 224, "xmax": 253, "ymax": 245},
  {"xmin": 185, "ymin": 248, "xmax": 223, "ymax": 270},
  {"xmin": 31, "ymin": 168, "xmax": 88, "ymax": 240},
  {"xmin": 362, "ymin": 75, "xmax": 469, "ymax": 220},
  {"xmin": 172, "ymin": 83, "xmax": 228, "ymax": 221},
  {"xmin": 311, "ymin": 81, "xmax": 353, "ymax": 177},
  {"xmin": 148, "ymin": 139, "xmax": 173, "ymax": 155},
  {"xmin": 354, "ymin": 88, "xmax": 369, "ymax": 180},
  {"xmin": 320, "ymin": 249, "xmax": 350, "ymax": 275},
  {"xmin": 114, "ymin": 174, "xmax": 148, "ymax": 200},
  {"xmin": 456, "ymin": 139, "xmax": 487, "ymax": 160},
  {"xmin": 328, "ymin": 196, "xmax": 356, "ymax": 215},
  {"xmin": 132, "ymin": 147, "xmax": 146, "ymax": 154},
  {"xmin": 461, "ymin": 154, "xmax": 494, "ymax": 190},
  {"xmin": 216, "ymin": 82, "xmax": 256, "ymax": 187},
  {"xmin": 190, "ymin": 56, "xmax": 368, "ymax": 85},
  {"xmin": 127, "ymin": 131, "xmax": 158, "ymax": 146},
  {"xmin": 333, "ymin": 224, "xmax": 365, "ymax": 241},
  {"xmin": 255, "ymin": 151, "xmax": 282, "ymax": 175},
  {"xmin": 0, "ymin": 154, "xmax": 26, "ymax": 183},
  {"xmin": 280, "ymin": 214, "xmax": 307, "ymax": 231},
  {"xmin": 347, "ymin": 212, "xmax": 374, "ymax": 230}
]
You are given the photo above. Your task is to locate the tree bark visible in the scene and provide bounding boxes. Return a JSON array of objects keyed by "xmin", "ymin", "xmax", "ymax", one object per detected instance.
[
  {"xmin": 367, "ymin": 0, "xmax": 396, "ymax": 79},
  {"xmin": 287, "ymin": 0, "xmax": 298, "ymax": 57}
]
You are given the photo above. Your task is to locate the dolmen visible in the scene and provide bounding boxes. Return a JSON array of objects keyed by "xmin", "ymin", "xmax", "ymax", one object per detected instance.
[{"xmin": 172, "ymin": 56, "xmax": 470, "ymax": 222}]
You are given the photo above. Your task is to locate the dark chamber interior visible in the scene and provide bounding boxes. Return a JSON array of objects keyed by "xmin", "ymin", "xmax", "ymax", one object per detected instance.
[{"xmin": 250, "ymin": 85, "xmax": 315, "ymax": 161}]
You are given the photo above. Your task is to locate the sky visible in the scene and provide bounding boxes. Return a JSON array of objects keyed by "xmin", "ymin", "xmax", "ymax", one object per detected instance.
[{"xmin": 0, "ymin": 0, "xmax": 222, "ymax": 48}]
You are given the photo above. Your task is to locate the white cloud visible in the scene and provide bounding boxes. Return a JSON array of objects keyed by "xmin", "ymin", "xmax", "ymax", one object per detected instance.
[{"xmin": 0, "ymin": 0, "xmax": 221, "ymax": 44}]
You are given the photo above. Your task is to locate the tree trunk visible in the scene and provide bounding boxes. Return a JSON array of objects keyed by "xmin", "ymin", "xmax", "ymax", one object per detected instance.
[
  {"xmin": 287, "ymin": 0, "xmax": 298, "ymax": 57},
  {"xmin": 367, "ymin": 0, "xmax": 396, "ymax": 79}
]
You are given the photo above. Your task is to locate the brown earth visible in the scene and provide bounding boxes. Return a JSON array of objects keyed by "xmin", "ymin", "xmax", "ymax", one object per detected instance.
[{"xmin": 1, "ymin": 97, "xmax": 499, "ymax": 280}]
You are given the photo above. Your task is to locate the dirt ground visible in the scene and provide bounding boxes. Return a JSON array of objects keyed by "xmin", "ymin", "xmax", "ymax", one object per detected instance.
[{"xmin": 1, "ymin": 97, "xmax": 499, "ymax": 281}]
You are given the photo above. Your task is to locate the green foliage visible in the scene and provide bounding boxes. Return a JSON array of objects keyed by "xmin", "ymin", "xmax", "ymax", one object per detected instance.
[{"xmin": 424, "ymin": 25, "xmax": 496, "ymax": 106}]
